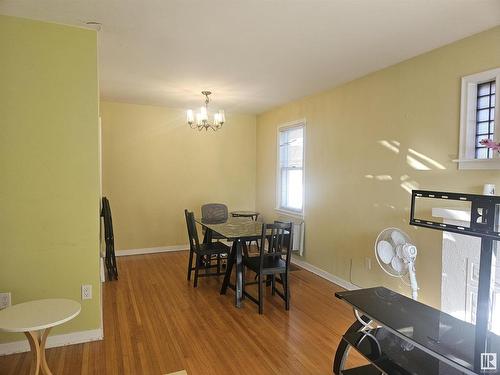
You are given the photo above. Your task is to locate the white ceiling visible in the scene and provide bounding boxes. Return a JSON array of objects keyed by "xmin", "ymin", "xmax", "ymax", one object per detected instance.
[{"xmin": 1, "ymin": 0, "xmax": 499, "ymax": 114}]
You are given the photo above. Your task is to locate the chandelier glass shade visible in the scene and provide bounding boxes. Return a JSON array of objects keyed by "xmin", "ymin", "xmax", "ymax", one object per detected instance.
[{"xmin": 187, "ymin": 91, "xmax": 225, "ymax": 131}]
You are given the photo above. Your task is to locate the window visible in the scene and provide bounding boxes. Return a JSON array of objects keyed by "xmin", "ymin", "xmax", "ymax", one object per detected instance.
[
  {"xmin": 475, "ymin": 80, "xmax": 496, "ymax": 159},
  {"xmin": 459, "ymin": 68, "xmax": 500, "ymax": 169},
  {"xmin": 277, "ymin": 121, "xmax": 305, "ymax": 214}
]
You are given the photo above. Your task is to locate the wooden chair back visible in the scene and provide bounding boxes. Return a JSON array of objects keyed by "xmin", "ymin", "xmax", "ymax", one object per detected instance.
[
  {"xmin": 259, "ymin": 221, "xmax": 294, "ymax": 270},
  {"xmin": 184, "ymin": 209, "xmax": 201, "ymax": 252}
]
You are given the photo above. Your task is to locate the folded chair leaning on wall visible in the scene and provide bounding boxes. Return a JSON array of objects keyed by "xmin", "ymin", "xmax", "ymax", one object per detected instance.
[{"xmin": 101, "ymin": 196, "xmax": 118, "ymax": 281}]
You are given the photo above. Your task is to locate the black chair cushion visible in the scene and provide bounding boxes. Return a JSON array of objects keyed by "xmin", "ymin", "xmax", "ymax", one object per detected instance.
[{"xmin": 243, "ymin": 255, "xmax": 286, "ymax": 274}]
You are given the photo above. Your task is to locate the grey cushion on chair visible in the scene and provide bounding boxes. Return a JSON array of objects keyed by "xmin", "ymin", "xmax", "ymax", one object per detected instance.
[{"xmin": 201, "ymin": 203, "xmax": 228, "ymax": 240}]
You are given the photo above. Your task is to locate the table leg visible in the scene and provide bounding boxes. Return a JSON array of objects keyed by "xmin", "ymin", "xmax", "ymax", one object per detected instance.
[
  {"xmin": 235, "ymin": 239, "xmax": 243, "ymax": 308},
  {"xmin": 40, "ymin": 328, "xmax": 52, "ymax": 375},
  {"xmin": 221, "ymin": 240, "xmax": 237, "ymax": 295},
  {"xmin": 25, "ymin": 328, "xmax": 52, "ymax": 375},
  {"xmin": 202, "ymin": 228, "xmax": 213, "ymax": 244},
  {"xmin": 25, "ymin": 331, "xmax": 40, "ymax": 375},
  {"xmin": 332, "ymin": 318, "xmax": 365, "ymax": 374}
]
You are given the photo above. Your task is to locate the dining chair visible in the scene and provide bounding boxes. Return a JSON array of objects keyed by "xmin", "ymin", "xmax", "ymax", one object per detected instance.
[
  {"xmin": 242, "ymin": 221, "xmax": 293, "ymax": 314},
  {"xmin": 201, "ymin": 203, "xmax": 228, "ymax": 240},
  {"xmin": 101, "ymin": 197, "xmax": 118, "ymax": 281},
  {"xmin": 185, "ymin": 209, "xmax": 230, "ymax": 287},
  {"xmin": 200, "ymin": 203, "xmax": 231, "ymax": 267}
]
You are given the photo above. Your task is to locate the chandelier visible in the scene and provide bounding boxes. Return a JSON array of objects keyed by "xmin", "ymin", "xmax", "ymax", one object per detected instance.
[{"xmin": 186, "ymin": 91, "xmax": 225, "ymax": 131}]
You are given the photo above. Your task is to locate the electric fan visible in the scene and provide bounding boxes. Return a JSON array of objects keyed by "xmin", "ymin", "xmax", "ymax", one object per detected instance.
[{"xmin": 374, "ymin": 228, "xmax": 419, "ymax": 300}]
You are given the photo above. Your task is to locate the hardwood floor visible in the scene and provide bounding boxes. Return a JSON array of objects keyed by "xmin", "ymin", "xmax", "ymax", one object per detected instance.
[{"xmin": 0, "ymin": 251, "xmax": 364, "ymax": 374}]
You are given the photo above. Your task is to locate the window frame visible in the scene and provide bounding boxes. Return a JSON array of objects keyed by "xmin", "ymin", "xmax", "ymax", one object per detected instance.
[
  {"xmin": 276, "ymin": 119, "xmax": 306, "ymax": 217},
  {"xmin": 458, "ymin": 67, "xmax": 500, "ymax": 170}
]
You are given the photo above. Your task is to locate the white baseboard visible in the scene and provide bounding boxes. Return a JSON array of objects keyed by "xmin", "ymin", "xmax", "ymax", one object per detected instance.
[
  {"xmin": 291, "ymin": 257, "xmax": 359, "ymax": 291},
  {"xmin": 0, "ymin": 328, "xmax": 103, "ymax": 356},
  {"xmin": 116, "ymin": 245, "xmax": 189, "ymax": 257}
]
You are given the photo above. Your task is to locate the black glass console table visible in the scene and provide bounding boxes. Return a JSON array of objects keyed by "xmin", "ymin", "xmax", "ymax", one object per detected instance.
[
  {"xmin": 333, "ymin": 287, "xmax": 500, "ymax": 374},
  {"xmin": 333, "ymin": 190, "xmax": 500, "ymax": 374}
]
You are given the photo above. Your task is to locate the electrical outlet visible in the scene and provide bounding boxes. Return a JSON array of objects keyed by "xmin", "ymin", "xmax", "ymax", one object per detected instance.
[
  {"xmin": 81, "ymin": 285, "xmax": 92, "ymax": 300},
  {"xmin": 0, "ymin": 292, "xmax": 11, "ymax": 309},
  {"xmin": 365, "ymin": 257, "xmax": 372, "ymax": 270}
]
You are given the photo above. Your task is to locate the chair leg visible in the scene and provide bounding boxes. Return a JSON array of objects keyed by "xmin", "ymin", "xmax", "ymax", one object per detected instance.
[
  {"xmin": 271, "ymin": 274, "xmax": 276, "ymax": 296},
  {"xmin": 258, "ymin": 274, "xmax": 264, "ymax": 314},
  {"xmin": 187, "ymin": 249, "xmax": 194, "ymax": 281},
  {"xmin": 193, "ymin": 254, "xmax": 200, "ymax": 288},
  {"xmin": 284, "ymin": 272, "xmax": 290, "ymax": 310},
  {"xmin": 217, "ymin": 253, "xmax": 221, "ymax": 274},
  {"xmin": 266, "ymin": 274, "xmax": 272, "ymax": 287},
  {"xmin": 242, "ymin": 264, "xmax": 246, "ymax": 300},
  {"xmin": 242, "ymin": 242, "xmax": 249, "ymax": 257},
  {"xmin": 242, "ymin": 266, "xmax": 246, "ymax": 300}
]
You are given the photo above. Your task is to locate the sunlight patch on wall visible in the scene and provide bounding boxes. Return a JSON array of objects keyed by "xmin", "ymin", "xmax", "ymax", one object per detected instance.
[
  {"xmin": 408, "ymin": 148, "xmax": 446, "ymax": 170},
  {"xmin": 407, "ymin": 155, "xmax": 431, "ymax": 170},
  {"xmin": 401, "ymin": 180, "xmax": 420, "ymax": 194},
  {"xmin": 378, "ymin": 140, "xmax": 400, "ymax": 154}
]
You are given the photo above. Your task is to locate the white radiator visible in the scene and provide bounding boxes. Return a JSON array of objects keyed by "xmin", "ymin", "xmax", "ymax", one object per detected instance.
[{"xmin": 277, "ymin": 216, "xmax": 305, "ymax": 256}]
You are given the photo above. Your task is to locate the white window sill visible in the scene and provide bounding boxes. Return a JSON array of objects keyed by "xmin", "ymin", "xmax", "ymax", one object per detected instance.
[
  {"xmin": 456, "ymin": 158, "xmax": 500, "ymax": 170},
  {"xmin": 275, "ymin": 208, "xmax": 304, "ymax": 219}
]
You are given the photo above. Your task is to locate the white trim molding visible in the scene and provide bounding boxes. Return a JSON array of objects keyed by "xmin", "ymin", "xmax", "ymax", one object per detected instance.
[
  {"xmin": 0, "ymin": 328, "xmax": 103, "ymax": 356},
  {"xmin": 291, "ymin": 257, "xmax": 359, "ymax": 291},
  {"xmin": 116, "ymin": 245, "xmax": 189, "ymax": 257}
]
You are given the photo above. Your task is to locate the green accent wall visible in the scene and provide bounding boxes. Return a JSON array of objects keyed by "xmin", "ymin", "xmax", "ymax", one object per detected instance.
[{"xmin": 0, "ymin": 15, "xmax": 101, "ymax": 343}]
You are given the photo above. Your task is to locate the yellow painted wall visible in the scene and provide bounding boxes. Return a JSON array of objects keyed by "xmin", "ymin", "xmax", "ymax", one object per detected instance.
[
  {"xmin": 101, "ymin": 101, "xmax": 256, "ymax": 250},
  {"xmin": 0, "ymin": 15, "xmax": 101, "ymax": 343},
  {"xmin": 256, "ymin": 26, "xmax": 500, "ymax": 308}
]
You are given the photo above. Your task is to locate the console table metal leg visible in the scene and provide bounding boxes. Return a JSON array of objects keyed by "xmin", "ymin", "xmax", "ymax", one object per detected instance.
[
  {"xmin": 474, "ymin": 237, "xmax": 494, "ymax": 370},
  {"xmin": 332, "ymin": 320, "xmax": 364, "ymax": 374}
]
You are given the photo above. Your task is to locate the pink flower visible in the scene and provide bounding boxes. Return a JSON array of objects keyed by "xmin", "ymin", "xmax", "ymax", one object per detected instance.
[{"xmin": 479, "ymin": 139, "xmax": 500, "ymax": 152}]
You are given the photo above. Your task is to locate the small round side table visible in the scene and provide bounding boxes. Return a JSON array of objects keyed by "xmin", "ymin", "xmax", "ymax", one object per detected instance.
[
  {"xmin": 0, "ymin": 299, "xmax": 81, "ymax": 375},
  {"xmin": 230, "ymin": 210, "xmax": 260, "ymax": 221}
]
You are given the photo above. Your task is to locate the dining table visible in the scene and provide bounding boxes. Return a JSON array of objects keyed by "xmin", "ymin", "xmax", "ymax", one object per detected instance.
[{"xmin": 195, "ymin": 216, "xmax": 263, "ymax": 308}]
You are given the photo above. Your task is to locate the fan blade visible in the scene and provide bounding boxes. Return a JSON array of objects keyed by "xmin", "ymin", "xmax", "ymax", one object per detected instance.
[
  {"xmin": 377, "ymin": 240, "xmax": 395, "ymax": 264},
  {"xmin": 391, "ymin": 230, "xmax": 407, "ymax": 246},
  {"xmin": 391, "ymin": 256, "xmax": 405, "ymax": 274}
]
